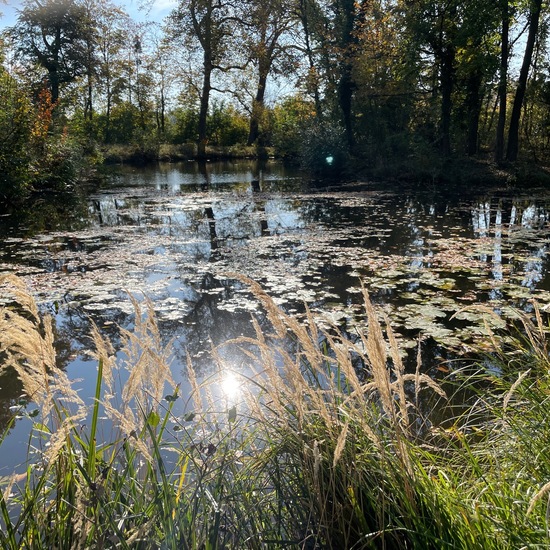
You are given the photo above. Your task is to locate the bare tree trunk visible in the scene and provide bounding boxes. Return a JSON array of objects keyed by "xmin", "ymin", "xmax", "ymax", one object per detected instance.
[
  {"xmin": 86, "ymin": 73, "xmax": 93, "ymax": 121},
  {"xmin": 338, "ymin": 63, "xmax": 354, "ymax": 150},
  {"xmin": 49, "ymin": 68, "xmax": 60, "ymax": 104},
  {"xmin": 160, "ymin": 88, "xmax": 166, "ymax": 135},
  {"xmin": 337, "ymin": 0, "xmax": 356, "ymax": 151},
  {"xmin": 439, "ymin": 46, "xmax": 454, "ymax": 156},
  {"xmin": 506, "ymin": 0, "xmax": 542, "ymax": 162},
  {"xmin": 198, "ymin": 57, "xmax": 212, "ymax": 159},
  {"xmin": 495, "ymin": 0, "xmax": 509, "ymax": 162},
  {"xmin": 466, "ymin": 69, "xmax": 483, "ymax": 155},
  {"xmin": 247, "ymin": 72, "xmax": 267, "ymax": 146},
  {"xmin": 106, "ymin": 91, "xmax": 112, "ymax": 143}
]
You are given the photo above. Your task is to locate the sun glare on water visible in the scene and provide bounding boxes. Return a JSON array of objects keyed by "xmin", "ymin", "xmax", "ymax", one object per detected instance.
[{"xmin": 220, "ymin": 371, "xmax": 241, "ymax": 400}]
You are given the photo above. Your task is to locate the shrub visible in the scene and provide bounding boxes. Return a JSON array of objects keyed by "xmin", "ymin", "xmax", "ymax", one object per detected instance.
[
  {"xmin": 167, "ymin": 106, "xmax": 199, "ymax": 145},
  {"xmin": 208, "ymin": 101, "xmax": 249, "ymax": 146},
  {"xmin": 168, "ymin": 103, "xmax": 249, "ymax": 148},
  {"xmin": 299, "ymin": 118, "xmax": 350, "ymax": 178},
  {"xmin": 0, "ymin": 70, "xmax": 32, "ymax": 203},
  {"xmin": 271, "ymin": 95, "xmax": 316, "ymax": 158}
]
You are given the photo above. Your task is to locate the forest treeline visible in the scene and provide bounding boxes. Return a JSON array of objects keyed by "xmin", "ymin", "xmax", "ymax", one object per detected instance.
[{"xmin": 1, "ymin": 0, "xmax": 550, "ymax": 203}]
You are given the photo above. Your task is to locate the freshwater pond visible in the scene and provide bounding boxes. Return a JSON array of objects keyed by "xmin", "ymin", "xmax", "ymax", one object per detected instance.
[{"xmin": 1, "ymin": 159, "xmax": 550, "ymax": 474}]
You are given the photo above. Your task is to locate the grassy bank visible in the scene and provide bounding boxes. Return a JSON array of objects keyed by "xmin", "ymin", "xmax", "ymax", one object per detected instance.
[
  {"xmin": 355, "ymin": 153, "xmax": 550, "ymax": 192},
  {"xmin": 102, "ymin": 143, "xmax": 275, "ymax": 165},
  {"xmin": 101, "ymin": 143, "xmax": 550, "ymax": 194},
  {"xmin": 0, "ymin": 274, "xmax": 549, "ymax": 548}
]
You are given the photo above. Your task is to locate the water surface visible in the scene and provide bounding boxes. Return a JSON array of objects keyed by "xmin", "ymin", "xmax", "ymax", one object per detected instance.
[{"xmin": 1, "ymin": 160, "xmax": 550, "ymax": 472}]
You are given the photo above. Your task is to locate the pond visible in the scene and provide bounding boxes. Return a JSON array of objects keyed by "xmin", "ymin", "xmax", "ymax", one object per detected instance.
[{"xmin": 1, "ymin": 159, "xmax": 550, "ymax": 474}]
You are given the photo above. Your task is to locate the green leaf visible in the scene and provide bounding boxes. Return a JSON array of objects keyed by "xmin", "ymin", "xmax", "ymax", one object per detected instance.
[
  {"xmin": 34, "ymin": 423, "xmax": 51, "ymax": 435},
  {"xmin": 228, "ymin": 405, "xmax": 237, "ymax": 423},
  {"xmin": 147, "ymin": 411, "xmax": 160, "ymax": 428}
]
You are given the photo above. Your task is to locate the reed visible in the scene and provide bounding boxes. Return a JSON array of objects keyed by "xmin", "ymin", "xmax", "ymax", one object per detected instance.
[{"xmin": 1, "ymin": 273, "xmax": 550, "ymax": 548}]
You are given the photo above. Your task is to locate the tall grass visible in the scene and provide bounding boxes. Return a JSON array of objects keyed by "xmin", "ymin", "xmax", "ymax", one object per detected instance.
[{"xmin": 1, "ymin": 272, "xmax": 550, "ymax": 548}]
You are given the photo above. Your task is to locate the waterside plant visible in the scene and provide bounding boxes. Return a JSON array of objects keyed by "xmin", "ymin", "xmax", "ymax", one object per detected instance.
[{"xmin": 0, "ymin": 273, "xmax": 549, "ymax": 548}]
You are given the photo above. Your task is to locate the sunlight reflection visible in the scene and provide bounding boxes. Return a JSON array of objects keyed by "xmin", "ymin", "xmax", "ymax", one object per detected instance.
[{"xmin": 220, "ymin": 371, "xmax": 242, "ymax": 401}]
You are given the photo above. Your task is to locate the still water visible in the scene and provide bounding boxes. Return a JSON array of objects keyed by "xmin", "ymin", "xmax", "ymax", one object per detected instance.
[{"xmin": 1, "ymin": 159, "xmax": 550, "ymax": 473}]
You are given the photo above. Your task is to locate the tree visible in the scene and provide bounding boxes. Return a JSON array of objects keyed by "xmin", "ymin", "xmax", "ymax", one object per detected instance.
[
  {"xmin": 81, "ymin": 0, "xmax": 98, "ymax": 121},
  {"xmin": 295, "ymin": 0, "xmax": 360, "ymax": 150},
  {"xmin": 78, "ymin": 0, "xmax": 126, "ymax": 123},
  {"xmin": 295, "ymin": 0, "xmax": 323, "ymax": 115},
  {"xmin": 495, "ymin": 0, "xmax": 510, "ymax": 162},
  {"xmin": 413, "ymin": 0, "xmax": 459, "ymax": 156},
  {"xmin": 146, "ymin": 25, "xmax": 180, "ymax": 138},
  {"xmin": 11, "ymin": 0, "xmax": 93, "ymax": 105},
  {"xmin": 93, "ymin": 1, "xmax": 129, "ymax": 142},
  {"xmin": 333, "ymin": 0, "xmax": 358, "ymax": 150},
  {"xmin": 397, "ymin": 0, "xmax": 502, "ymax": 158},
  {"xmin": 453, "ymin": 0, "xmax": 500, "ymax": 156},
  {"xmin": 352, "ymin": 1, "xmax": 417, "ymax": 161},
  {"xmin": 243, "ymin": 0, "xmax": 299, "ymax": 147},
  {"xmin": 506, "ymin": 0, "xmax": 543, "ymax": 161},
  {"xmin": 167, "ymin": 0, "xmax": 245, "ymax": 158}
]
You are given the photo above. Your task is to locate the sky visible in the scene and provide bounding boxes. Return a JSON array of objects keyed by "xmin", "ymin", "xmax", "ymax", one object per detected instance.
[{"xmin": 0, "ymin": 0, "xmax": 177, "ymax": 29}]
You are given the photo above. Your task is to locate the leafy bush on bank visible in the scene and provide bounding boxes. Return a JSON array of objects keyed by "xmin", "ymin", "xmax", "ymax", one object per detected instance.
[{"xmin": 0, "ymin": 79, "xmax": 91, "ymax": 207}]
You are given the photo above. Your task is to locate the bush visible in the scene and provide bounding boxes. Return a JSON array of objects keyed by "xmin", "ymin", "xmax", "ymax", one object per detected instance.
[
  {"xmin": 167, "ymin": 106, "xmax": 199, "ymax": 144},
  {"xmin": 271, "ymin": 95, "xmax": 316, "ymax": 158},
  {"xmin": 28, "ymin": 131, "xmax": 84, "ymax": 191},
  {"xmin": 299, "ymin": 118, "xmax": 350, "ymax": 178},
  {"xmin": 208, "ymin": 101, "xmax": 249, "ymax": 146},
  {"xmin": 0, "ymin": 70, "xmax": 32, "ymax": 203},
  {"xmin": 0, "ymin": 78, "xmax": 89, "ymax": 204},
  {"xmin": 168, "ymin": 103, "xmax": 249, "ymax": 148}
]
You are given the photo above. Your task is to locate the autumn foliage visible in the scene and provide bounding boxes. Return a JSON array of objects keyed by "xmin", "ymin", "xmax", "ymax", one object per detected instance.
[
  {"xmin": 0, "ymin": 77, "xmax": 78, "ymax": 206},
  {"xmin": 30, "ymin": 86, "xmax": 56, "ymax": 149}
]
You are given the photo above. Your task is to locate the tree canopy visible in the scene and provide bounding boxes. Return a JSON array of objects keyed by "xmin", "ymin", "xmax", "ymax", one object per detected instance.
[{"xmin": 1, "ymin": 0, "xmax": 550, "ymax": 197}]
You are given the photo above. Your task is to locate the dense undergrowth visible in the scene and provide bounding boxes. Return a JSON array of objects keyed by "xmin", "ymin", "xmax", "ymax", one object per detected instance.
[{"xmin": 0, "ymin": 273, "xmax": 549, "ymax": 549}]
